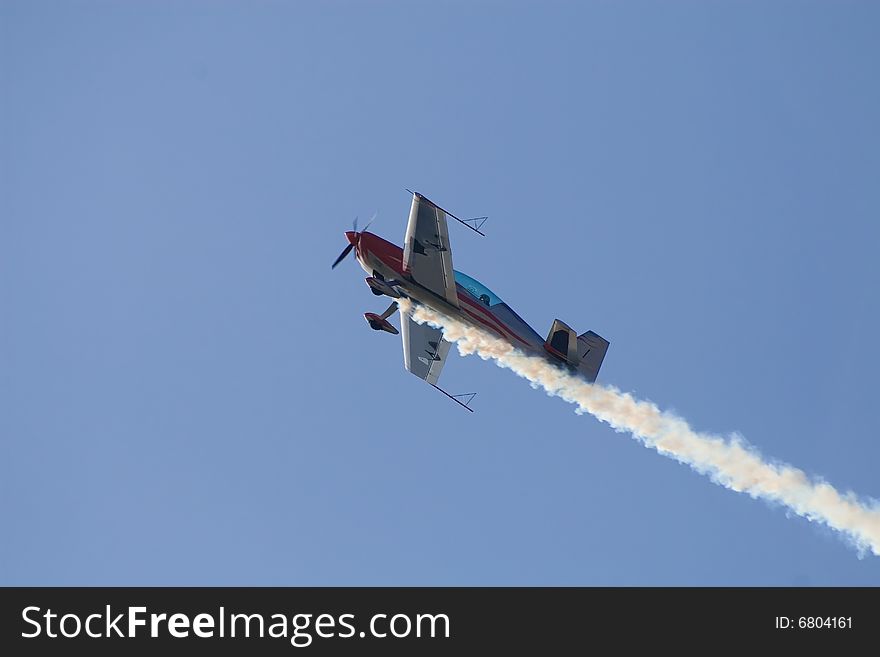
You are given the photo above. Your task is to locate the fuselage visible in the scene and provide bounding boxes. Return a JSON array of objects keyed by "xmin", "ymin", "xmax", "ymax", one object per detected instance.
[{"xmin": 353, "ymin": 231, "xmax": 546, "ymax": 354}]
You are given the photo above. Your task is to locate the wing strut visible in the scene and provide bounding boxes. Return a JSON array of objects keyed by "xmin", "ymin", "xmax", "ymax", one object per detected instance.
[
  {"xmin": 431, "ymin": 384, "xmax": 476, "ymax": 413},
  {"xmin": 406, "ymin": 189, "xmax": 487, "ymax": 237}
]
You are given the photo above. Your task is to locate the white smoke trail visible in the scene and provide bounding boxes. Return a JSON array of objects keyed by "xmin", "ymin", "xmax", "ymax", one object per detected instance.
[{"xmin": 397, "ymin": 298, "xmax": 880, "ymax": 556}]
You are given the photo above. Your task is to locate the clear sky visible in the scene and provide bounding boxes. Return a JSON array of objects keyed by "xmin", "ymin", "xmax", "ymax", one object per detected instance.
[{"xmin": 2, "ymin": 1, "xmax": 879, "ymax": 585}]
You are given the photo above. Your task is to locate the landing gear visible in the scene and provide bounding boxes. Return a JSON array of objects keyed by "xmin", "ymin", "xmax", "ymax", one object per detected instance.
[
  {"xmin": 370, "ymin": 270, "xmax": 387, "ymax": 294},
  {"xmin": 364, "ymin": 301, "xmax": 400, "ymax": 335},
  {"xmin": 365, "ymin": 276, "xmax": 401, "ymax": 298}
]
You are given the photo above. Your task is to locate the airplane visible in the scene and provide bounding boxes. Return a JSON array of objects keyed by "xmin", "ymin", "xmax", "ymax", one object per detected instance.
[{"xmin": 332, "ymin": 191, "xmax": 610, "ymax": 411}]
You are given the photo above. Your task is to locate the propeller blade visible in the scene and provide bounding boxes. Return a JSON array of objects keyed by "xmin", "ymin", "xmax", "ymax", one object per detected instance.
[
  {"xmin": 331, "ymin": 243, "xmax": 354, "ymax": 269},
  {"xmin": 362, "ymin": 211, "xmax": 377, "ymax": 233},
  {"xmin": 352, "ymin": 216, "xmax": 358, "ymax": 232}
]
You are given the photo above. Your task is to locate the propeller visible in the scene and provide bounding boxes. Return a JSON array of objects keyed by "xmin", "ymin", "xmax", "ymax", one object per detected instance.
[
  {"xmin": 331, "ymin": 243, "xmax": 354, "ymax": 269},
  {"xmin": 330, "ymin": 212, "xmax": 377, "ymax": 269}
]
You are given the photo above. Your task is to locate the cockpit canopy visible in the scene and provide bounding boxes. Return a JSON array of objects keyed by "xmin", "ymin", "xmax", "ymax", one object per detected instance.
[{"xmin": 454, "ymin": 270, "xmax": 503, "ymax": 307}]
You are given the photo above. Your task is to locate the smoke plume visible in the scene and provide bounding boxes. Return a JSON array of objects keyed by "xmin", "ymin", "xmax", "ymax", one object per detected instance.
[{"xmin": 397, "ymin": 298, "xmax": 880, "ymax": 556}]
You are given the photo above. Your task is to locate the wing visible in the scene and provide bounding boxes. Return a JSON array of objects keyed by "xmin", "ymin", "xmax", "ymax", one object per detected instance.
[
  {"xmin": 402, "ymin": 193, "xmax": 459, "ymax": 307},
  {"xmin": 401, "ymin": 313, "xmax": 452, "ymax": 386}
]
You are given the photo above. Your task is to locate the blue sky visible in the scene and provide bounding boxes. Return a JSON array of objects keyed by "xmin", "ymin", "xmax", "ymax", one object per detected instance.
[{"xmin": 2, "ymin": 1, "xmax": 879, "ymax": 585}]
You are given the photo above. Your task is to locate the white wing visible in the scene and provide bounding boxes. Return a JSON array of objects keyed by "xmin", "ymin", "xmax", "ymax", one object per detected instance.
[
  {"xmin": 401, "ymin": 314, "xmax": 451, "ymax": 386},
  {"xmin": 402, "ymin": 193, "xmax": 459, "ymax": 307}
]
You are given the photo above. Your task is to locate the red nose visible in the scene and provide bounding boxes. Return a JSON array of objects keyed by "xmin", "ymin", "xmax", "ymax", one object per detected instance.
[{"xmin": 344, "ymin": 230, "xmax": 359, "ymax": 246}]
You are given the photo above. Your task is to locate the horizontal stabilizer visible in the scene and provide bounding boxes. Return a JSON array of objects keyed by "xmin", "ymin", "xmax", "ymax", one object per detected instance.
[{"xmin": 577, "ymin": 330, "xmax": 610, "ymax": 383}]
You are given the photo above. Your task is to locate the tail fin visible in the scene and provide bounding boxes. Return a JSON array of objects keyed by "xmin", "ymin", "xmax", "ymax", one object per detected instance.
[
  {"xmin": 544, "ymin": 320, "xmax": 610, "ymax": 383},
  {"xmin": 576, "ymin": 331, "xmax": 610, "ymax": 383}
]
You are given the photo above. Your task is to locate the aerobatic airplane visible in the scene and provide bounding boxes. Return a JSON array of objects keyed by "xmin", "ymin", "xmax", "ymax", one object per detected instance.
[{"xmin": 332, "ymin": 191, "xmax": 610, "ymax": 411}]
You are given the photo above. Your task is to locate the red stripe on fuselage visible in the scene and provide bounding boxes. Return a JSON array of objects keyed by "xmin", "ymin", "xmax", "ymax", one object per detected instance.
[
  {"xmin": 457, "ymin": 292, "xmax": 531, "ymax": 347},
  {"xmin": 459, "ymin": 306, "xmax": 508, "ymax": 339}
]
